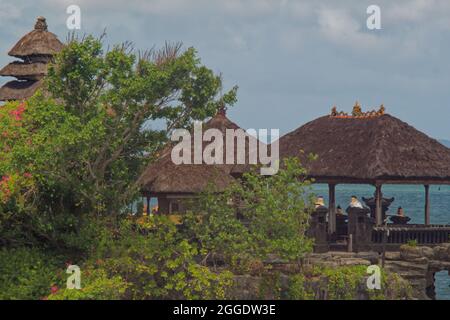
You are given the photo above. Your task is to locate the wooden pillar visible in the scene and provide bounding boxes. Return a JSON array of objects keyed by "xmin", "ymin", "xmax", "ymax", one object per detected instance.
[
  {"xmin": 146, "ymin": 196, "xmax": 150, "ymax": 215},
  {"xmin": 424, "ymin": 185, "xmax": 430, "ymax": 225},
  {"xmin": 375, "ymin": 184, "xmax": 383, "ymax": 226},
  {"xmin": 328, "ymin": 184, "xmax": 336, "ymax": 234}
]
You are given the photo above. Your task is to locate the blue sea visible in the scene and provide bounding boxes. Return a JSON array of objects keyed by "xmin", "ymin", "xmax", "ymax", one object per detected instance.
[{"xmin": 311, "ymin": 184, "xmax": 450, "ymax": 300}]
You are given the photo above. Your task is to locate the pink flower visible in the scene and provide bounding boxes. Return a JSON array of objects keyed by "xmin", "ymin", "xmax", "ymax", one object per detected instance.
[
  {"xmin": 9, "ymin": 103, "xmax": 26, "ymax": 121},
  {"xmin": 0, "ymin": 176, "xmax": 10, "ymax": 184},
  {"xmin": 23, "ymin": 172, "xmax": 32, "ymax": 178},
  {"xmin": 50, "ymin": 285, "xmax": 59, "ymax": 294}
]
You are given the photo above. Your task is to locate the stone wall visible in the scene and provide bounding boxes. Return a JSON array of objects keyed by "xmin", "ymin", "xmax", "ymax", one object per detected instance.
[
  {"xmin": 228, "ymin": 244, "xmax": 450, "ymax": 300},
  {"xmin": 384, "ymin": 243, "xmax": 450, "ymax": 299}
]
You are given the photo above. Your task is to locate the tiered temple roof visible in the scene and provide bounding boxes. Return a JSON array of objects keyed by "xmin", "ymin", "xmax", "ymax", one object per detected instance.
[{"xmin": 0, "ymin": 17, "xmax": 63, "ymax": 101}]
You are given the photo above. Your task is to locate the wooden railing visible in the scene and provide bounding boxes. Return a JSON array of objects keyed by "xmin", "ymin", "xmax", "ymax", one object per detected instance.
[{"xmin": 372, "ymin": 224, "xmax": 450, "ymax": 245}]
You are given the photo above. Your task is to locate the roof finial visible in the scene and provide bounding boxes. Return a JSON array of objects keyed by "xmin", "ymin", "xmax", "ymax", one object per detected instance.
[
  {"xmin": 34, "ymin": 16, "xmax": 47, "ymax": 31},
  {"xmin": 352, "ymin": 101, "xmax": 362, "ymax": 117},
  {"xmin": 331, "ymin": 106, "xmax": 338, "ymax": 116},
  {"xmin": 330, "ymin": 102, "xmax": 386, "ymax": 118},
  {"xmin": 217, "ymin": 101, "xmax": 227, "ymax": 116}
]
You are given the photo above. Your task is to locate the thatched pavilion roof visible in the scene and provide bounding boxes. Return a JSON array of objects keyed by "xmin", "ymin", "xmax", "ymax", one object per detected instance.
[
  {"xmin": 279, "ymin": 111, "xmax": 450, "ymax": 184},
  {"xmin": 8, "ymin": 17, "xmax": 63, "ymax": 58},
  {"xmin": 0, "ymin": 80, "xmax": 43, "ymax": 101},
  {"xmin": 0, "ymin": 61, "xmax": 47, "ymax": 80},
  {"xmin": 141, "ymin": 110, "xmax": 260, "ymax": 195},
  {"xmin": 0, "ymin": 17, "xmax": 63, "ymax": 101}
]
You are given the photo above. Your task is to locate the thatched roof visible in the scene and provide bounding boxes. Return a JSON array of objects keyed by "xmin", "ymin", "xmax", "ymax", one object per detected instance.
[
  {"xmin": 0, "ymin": 80, "xmax": 42, "ymax": 101},
  {"xmin": 279, "ymin": 113, "xmax": 450, "ymax": 184},
  {"xmin": 141, "ymin": 110, "xmax": 261, "ymax": 194},
  {"xmin": 0, "ymin": 61, "xmax": 47, "ymax": 80},
  {"xmin": 141, "ymin": 160, "xmax": 236, "ymax": 194},
  {"xmin": 8, "ymin": 17, "xmax": 63, "ymax": 58}
]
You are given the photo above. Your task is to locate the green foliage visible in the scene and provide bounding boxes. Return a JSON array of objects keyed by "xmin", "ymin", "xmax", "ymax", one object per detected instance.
[
  {"xmin": 287, "ymin": 274, "xmax": 315, "ymax": 300},
  {"xmin": 46, "ymin": 215, "xmax": 233, "ymax": 300},
  {"xmin": 286, "ymin": 264, "xmax": 414, "ymax": 300},
  {"xmin": 183, "ymin": 157, "xmax": 315, "ymax": 272},
  {"xmin": 368, "ymin": 269, "xmax": 414, "ymax": 300},
  {"xmin": 320, "ymin": 265, "xmax": 367, "ymax": 300},
  {"xmin": 0, "ymin": 214, "xmax": 234, "ymax": 300},
  {"xmin": 47, "ymin": 268, "xmax": 128, "ymax": 300},
  {"xmin": 258, "ymin": 273, "xmax": 283, "ymax": 299},
  {"xmin": 0, "ymin": 248, "xmax": 63, "ymax": 300},
  {"xmin": 0, "ymin": 35, "xmax": 236, "ymax": 247},
  {"xmin": 406, "ymin": 239, "xmax": 418, "ymax": 247}
]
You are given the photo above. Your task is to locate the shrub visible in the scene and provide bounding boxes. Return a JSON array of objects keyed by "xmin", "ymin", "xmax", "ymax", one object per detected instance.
[
  {"xmin": 287, "ymin": 274, "xmax": 315, "ymax": 300},
  {"xmin": 0, "ymin": 247, "xmax": 63, "ymax": 300},
  {"xmin": 183, "ymin": 157, "xmax": 315, "ymax": 271},
  {"xmin": 320, "ymin": 265, "xmax": 367, "ymax": 300},
  {"xmin": 406, "ymin": 239, "xmax": 418, "ymax": 247},
  {"xmin": 47, "ymin": 267, "xmax": 128, "ymax": 300},
  {"xmin": 46, "ymin": 215, "xmax": 233, "ymax": 300}
]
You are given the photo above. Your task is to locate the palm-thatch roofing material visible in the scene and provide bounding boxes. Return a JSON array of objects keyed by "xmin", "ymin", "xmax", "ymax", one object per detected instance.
[
  {"xmin": 141, "ymin": 110, "xmax": 261, "ymax": 194},
  {"xmin": 0, "ymin": 17, "xmax": 63, "ymax": 101},
  {"xmin": 0, "ymin": 80, "xmax": 42, "ymax": 101},
  {"xmin": 0, "ymin": 61, "xmax": 47, "ymax": 80},
  {"xmin": 279, "ymin": 114, "xmax": 450, "ymax": 184},
  {"xmin": 8, "ymin": 17, "xmax": 63, "ymax": 58},
  {"xmin": 142, "ymin": 160, "xmax": 236, "ymax": 194}
]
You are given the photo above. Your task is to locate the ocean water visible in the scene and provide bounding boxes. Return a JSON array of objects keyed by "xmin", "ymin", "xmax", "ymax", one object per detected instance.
[{"xmin": 311, "ymin": 184, "xmax": 450, "ymax": 300}]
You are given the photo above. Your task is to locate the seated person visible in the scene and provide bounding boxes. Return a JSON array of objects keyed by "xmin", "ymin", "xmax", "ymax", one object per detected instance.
[
  {"xmin": 315, "ymin": 196, "xmax": 326, "ymax": 208},
  {"xmin": 336, "ymin": 205, "xmax": 345, "ymax": 216},
  {"xmin": 349, "ymin": 195, "xmax": 363, "ymax": 208}
]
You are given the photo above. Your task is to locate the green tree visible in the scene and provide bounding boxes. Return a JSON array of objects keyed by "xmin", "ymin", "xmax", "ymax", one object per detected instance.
[
  {"xmin": 183, "ymin": 157, "xmax": 315, "ymax": 272},
  {"xmin": 0, "ymin": 36, "xmax": 236, "ymax": 245},
  {"xmin": 47, "ymin": 215, "xmax": 233, "ymax": 300}
]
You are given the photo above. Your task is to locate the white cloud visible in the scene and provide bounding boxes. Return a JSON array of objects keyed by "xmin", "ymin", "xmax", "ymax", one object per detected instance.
[
  {"xmin": 317, "ymin": 6, "xmax": 382, "ymax": 50},
  {"xmin": 0, "ymin": 1, "xmax": 22, "ymax": 21},
  {"xmin": 41, "ymin": 0, "xmax": 285, "ymax": 16}
]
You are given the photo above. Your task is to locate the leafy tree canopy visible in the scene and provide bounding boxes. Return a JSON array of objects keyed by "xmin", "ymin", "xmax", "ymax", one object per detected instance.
[
  {"xmin": 183, "ymin": 157, "xmax": 315, "ymax": 272},
  {"xmin": 0, "ymin": 35, "xmax": 236, "ymax": 216},
  {"xmin": 0, "ymin": 35, "xmax": 236, "ymax": 246}
]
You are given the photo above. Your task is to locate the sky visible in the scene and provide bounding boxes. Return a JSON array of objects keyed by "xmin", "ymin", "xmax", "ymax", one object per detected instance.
[{"xmin": 1, "ymin": 0, "xmax": 450, "ymax": 139}]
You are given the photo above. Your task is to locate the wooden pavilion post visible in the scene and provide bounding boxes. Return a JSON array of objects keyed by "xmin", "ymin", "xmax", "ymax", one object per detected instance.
[
  {"xmin": 146, "ymin": 196, "xmax": 151, "ymax": 215},
  {"xmin": 375, "ymin": 184, "xmax": 383, "ymax": 226},
  {"xmin": 328, "ymin": 183, "xmax": 336, "ymax": 234},
  {"xmin": 424, "ymin": 185, "xmax": 430, "ymax": 225}
]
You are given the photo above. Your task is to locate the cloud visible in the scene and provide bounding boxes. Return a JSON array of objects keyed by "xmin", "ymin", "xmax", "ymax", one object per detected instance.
[
  {"xmin": 1, "ymin": 0, "xmax": 450, "ymax": 138},
  {"xmin": 386, "ymin": 0, "xmax": 446, "ymax": 22},
  {"xmin": 317, "ymin": 6, "xmax": 383, "ymax": 50},
  {"xmin": 0, "ymin": 1, "xmax": 22, "ymax": 22},
  {"xmin": 40, "ymin": 0, "xmax": 285, "ymax": 17}
]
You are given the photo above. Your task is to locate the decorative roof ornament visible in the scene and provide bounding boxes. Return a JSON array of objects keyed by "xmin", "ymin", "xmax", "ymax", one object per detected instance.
[
  {"xmin": 330, "ymin": 106, "xmax": 338, "ymax": 116},
  {"xmin": 34, "ymin": 16, "xmax": 48, "ymax": 31},
  {"xmin": 330, "ymin": 102, "xmax": 387, "ymax": 118},
  {"xmin": 352, "ymin": 101, "xmax": 362, "ymax": 117},
  {"xmin": 216, "ymin": 98, "xmax": 227, "ymax": 116}
]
